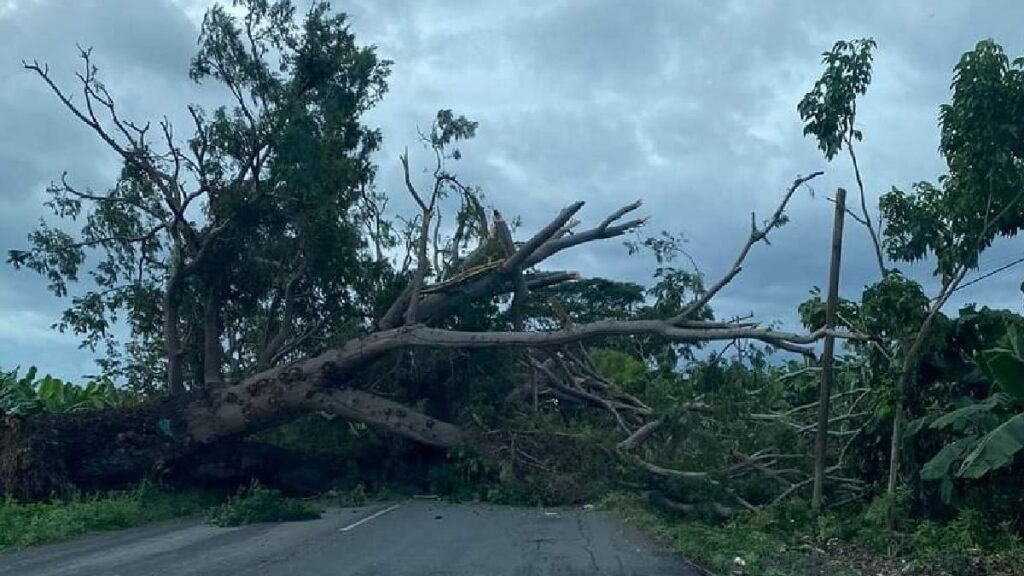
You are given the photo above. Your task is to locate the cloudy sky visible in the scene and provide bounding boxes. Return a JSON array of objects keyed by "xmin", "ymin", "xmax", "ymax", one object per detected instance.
[{"xmin": 2, "ymin": 0, "xmax": 1023, "ymax": 380}]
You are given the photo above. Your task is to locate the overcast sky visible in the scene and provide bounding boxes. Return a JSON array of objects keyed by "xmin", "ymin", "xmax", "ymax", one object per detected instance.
[{"xmin": 2, "ymin": 0, "xmax": 1023, "ymax": 381}]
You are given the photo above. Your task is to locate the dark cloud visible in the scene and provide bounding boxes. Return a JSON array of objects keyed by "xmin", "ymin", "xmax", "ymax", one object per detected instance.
[{"xmin": 2, "ymin": 0, "xmax": 1023, "ymax": 380}]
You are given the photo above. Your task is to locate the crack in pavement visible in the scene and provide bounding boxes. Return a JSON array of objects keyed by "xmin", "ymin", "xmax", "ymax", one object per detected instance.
[{"xmin": 575, "ymin": 513, "xmax": 600, "ymax": 575}]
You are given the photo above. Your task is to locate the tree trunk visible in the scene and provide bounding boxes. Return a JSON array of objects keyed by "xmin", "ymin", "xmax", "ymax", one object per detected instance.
[
  {"xmin": 886, "ymin": 268, "xmax": 967, "ymax": 497},
  {"xmin": 0, "ymin": 359, "xmax": 467, "ymax": 499},
  {"xmin": 164, "ymin": 258, "xmax": 185, "ymax": 396},
  {"xmin": 0, "ymin": 317, "xmax": 827, "ymax": 499},
  {"xmin": 203, "ymin": 278, "xmax": 224, "ymax": 387},
  {"xmin": 1, "ymin": 195, "xmax": 839, "ymax": 503}
]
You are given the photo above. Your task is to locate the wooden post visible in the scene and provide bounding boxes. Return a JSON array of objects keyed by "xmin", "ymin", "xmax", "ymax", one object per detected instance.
[{"xmin": 812, "ymin": 187, "xmax": 846, "ymax": 514}]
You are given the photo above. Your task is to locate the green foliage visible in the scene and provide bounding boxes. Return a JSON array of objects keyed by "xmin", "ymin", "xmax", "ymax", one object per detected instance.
[
  {"xmin": 882, "ymin": 41, "xmax": 1024, "ymax": 278},
  {"xmin": 611, "ymin": 491, "xmax": 1023, "ymax": 575},
  {"xmin": 0, "ymin": 482, "xmax": 219, "ymax": 550},
  {"xmin": 797, "ymin": 286, "xmax": 860, "ymax": 332},
  {"xmin": 914, "ymin": 325, "xmax": 1024, "ymax": 485},
  {"xmin": 929, "ymin": 396, "xmax": 1004, "ymax": 433},
  {"xmin": 206, "ymin": 481, "xmax": 320, "ymax": 527},
  {"xmin": 524, "ymin": 279, "xmax": 645, "ymax": 327},
  {"xmin": 8, "ymin": 0, "xmax": 393, "ymax": 390},
  {"xmin": 603, "ymin": 492, "xmax": 787, "ymax": 575},
  {"xmin": 0, "ymin": 366, "xmax": 135, "ymax": 415},
  {"xmin": 860, "ymin": 272, "xmax": 929, "ymax": 340},
  {"xmin": 958, "ymin": 414, "xmax": 1024, "ymax": 479},
  {"xmin": 983, "ymin": 325, "xmax": 1024, "ymax": 402},
  {"xmin": 590, "ymin": 348, "xmax": 648, "ymax": 393},
  {"xmin": 920, "ymin": 437, "xmax": 977, "ymax": 481},
  {"xmin": 798, "ymin": 38, "xmax": 876, "ymax": 160}
]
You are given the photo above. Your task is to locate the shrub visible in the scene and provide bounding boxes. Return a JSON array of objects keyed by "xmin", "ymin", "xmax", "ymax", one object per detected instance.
[{"xmin": 206, "ymin": 481, "xmax": 321, "ymax": 527}]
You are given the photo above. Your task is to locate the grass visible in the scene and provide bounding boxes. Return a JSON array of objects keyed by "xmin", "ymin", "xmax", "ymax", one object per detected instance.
[
  {"xmin": 0, "ymin": 478, "xmax": 397, "ymax": 551},
  {"xmin": 602, "ymin": 492, "xmax": 793, "ymax": 575},
  {"xmin": 205, "ymin": 481, "xmax": 321, "ymax": 527},
  {"xmin": 1, "ymin": 480, "xmax": 329, "ymax": 550},
  {"xmin": 602, "ymin": 492, "xmax": 1024, "ymax": 576},
  {"xmin": 0, "ymin": 481, "xmax": 221, "ymax": 551}
]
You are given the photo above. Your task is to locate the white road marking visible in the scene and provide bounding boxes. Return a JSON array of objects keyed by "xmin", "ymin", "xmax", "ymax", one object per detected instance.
[{"xmin": 338, "ymin": 504, "xmax": 401, "ymax": 533}]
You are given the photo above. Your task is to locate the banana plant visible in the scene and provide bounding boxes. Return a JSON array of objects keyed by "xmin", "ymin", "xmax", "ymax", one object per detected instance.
[
  {"xmin": 0, "ymin": 366, "xmax": 134, "ymax": 415},
  {"xmin": 913, "ymin": 325, "xmax": 1024, "ymax": 492}
]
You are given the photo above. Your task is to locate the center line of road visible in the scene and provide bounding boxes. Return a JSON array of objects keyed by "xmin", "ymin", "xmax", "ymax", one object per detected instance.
[{"xmin": 338, "ymin": 503, "xmax": 401, "ymax": 532}]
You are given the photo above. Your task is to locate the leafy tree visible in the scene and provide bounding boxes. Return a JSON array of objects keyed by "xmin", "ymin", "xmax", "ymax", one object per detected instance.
[
  {"xmin": 878, "ymin": 40, "xmax": 1024, "ymax": 496},
  {"xmin": 799, "ymin": 37, "xmax": 1024, "ymax": 501},
  {"xmin": 8, "ymin": 0, "xmax": 391, "ymax": 394},
  {"xmin": 799, "ymin": 38, "xmax": 886, "ymax": 275}
]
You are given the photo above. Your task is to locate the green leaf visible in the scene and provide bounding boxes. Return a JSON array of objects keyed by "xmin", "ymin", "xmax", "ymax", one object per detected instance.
[
  {"xmin": 984, "ymin": 346, "xmax": 1024, "ymax": 402},
  {"xmin": 1008, "ymin": 325, "xmax": 1024, "ymax": 356},
  {"xmin": 37, "ymin": 376, "xmax": 61, "ymax": 402},
  {"xmin": 904, "ymin": 413, "xmax": 937, "ymax": 439},
  {"xmin": 930, "ymin": 399, "xmax": 1002, "ymax": 432},
  {"xmin": 17, "ymin": 366, "xmax": 38, "ymax": 388},
  {"xmin": 921, "ymin": 436, "xmax": 977, "ymax": 480},
  {"xmin": 957, "ymin": 413, "xmax": 1024, "ymax": 478},
  {"xmin": 940, "ymin": 476, "xmax": 955, "ymax": 505}
]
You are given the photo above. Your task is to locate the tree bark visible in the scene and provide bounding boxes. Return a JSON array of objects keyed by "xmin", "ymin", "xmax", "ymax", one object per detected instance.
[
  {"xmin": 203, "ymin": 277, "xmax": 224, "ymax": 387},
  {"xmin": 0, "ymin": 365, "xmax": 467, "ymax": 499},
  {"xmin": 164, "ymin": 255, "xmax": 185, "ymax": 395},
  {"xmin": 886, "ymin": 267, "xmax": 967, "ymax": 497}
]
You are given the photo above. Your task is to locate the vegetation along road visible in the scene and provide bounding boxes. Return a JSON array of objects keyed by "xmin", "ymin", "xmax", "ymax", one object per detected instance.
[{"xmin": 0, "ymin": 500, "xmax": 695, "ymax": 576}]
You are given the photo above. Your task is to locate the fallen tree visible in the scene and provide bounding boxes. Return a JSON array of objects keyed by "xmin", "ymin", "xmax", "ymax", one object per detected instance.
[
  {"xmin": 2, "ymin": 169, "xmax": 860, "ymax": 501},
  {"xmin": 3, "ymin": 1, "xmax": 869, "ymax": 508}
]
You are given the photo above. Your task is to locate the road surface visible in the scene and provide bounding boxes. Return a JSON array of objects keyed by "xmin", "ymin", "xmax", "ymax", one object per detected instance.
[{"xmin": 0, "ymin": 500, "xmax": 697, "ymax": 575}]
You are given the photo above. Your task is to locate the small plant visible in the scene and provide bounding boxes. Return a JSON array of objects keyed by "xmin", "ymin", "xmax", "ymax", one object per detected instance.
[
  {"xmin": 329, "ymin": 484, "xmax": 369, "ymax": 507},
  {"xmin": 206, "ymin": 481, "xmax": 321, "ymax": 527}
]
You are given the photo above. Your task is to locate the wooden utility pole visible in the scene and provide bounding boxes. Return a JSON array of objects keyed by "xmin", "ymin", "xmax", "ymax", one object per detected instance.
[{"xmin": 812, "ymin": 187, "xmax": 847, "ymax": 514}]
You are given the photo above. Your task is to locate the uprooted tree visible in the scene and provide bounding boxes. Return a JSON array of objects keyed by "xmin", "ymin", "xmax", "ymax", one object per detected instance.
[{"xmin": 4, "ymin": 0, "xmax": 868, "ymax": 509}]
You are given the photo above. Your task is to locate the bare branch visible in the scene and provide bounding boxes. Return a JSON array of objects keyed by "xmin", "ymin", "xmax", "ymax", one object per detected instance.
[
  {"xmin": 844, "ymin": 137, "xmax": 887, "ymax": 277},
  {"xmin": 502, "ymin": 201, "xmax": 585, "ymax": 271},
  {"xmin": 672, "ymin": 171, "xmax": 824, "ymax": 324}
]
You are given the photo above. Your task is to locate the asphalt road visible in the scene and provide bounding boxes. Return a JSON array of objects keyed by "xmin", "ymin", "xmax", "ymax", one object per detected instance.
[{"xmin": 0, "ymin": 500, "xmax": 697, "ymax": 575}]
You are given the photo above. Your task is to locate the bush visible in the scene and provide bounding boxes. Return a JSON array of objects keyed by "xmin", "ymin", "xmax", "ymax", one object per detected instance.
[{"xmin": 206, "ymin": 481, "xmax": 321, "ymax": 527}]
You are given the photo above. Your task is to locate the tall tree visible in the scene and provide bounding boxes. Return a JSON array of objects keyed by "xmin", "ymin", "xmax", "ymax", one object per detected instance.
[
  {"xmin": 879, "ymin": 39, "xmax": 1024, "ymax": 495},
  {"xmin": 9, "ymin": 0, "xmax": 391, "ymax": 394}
]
